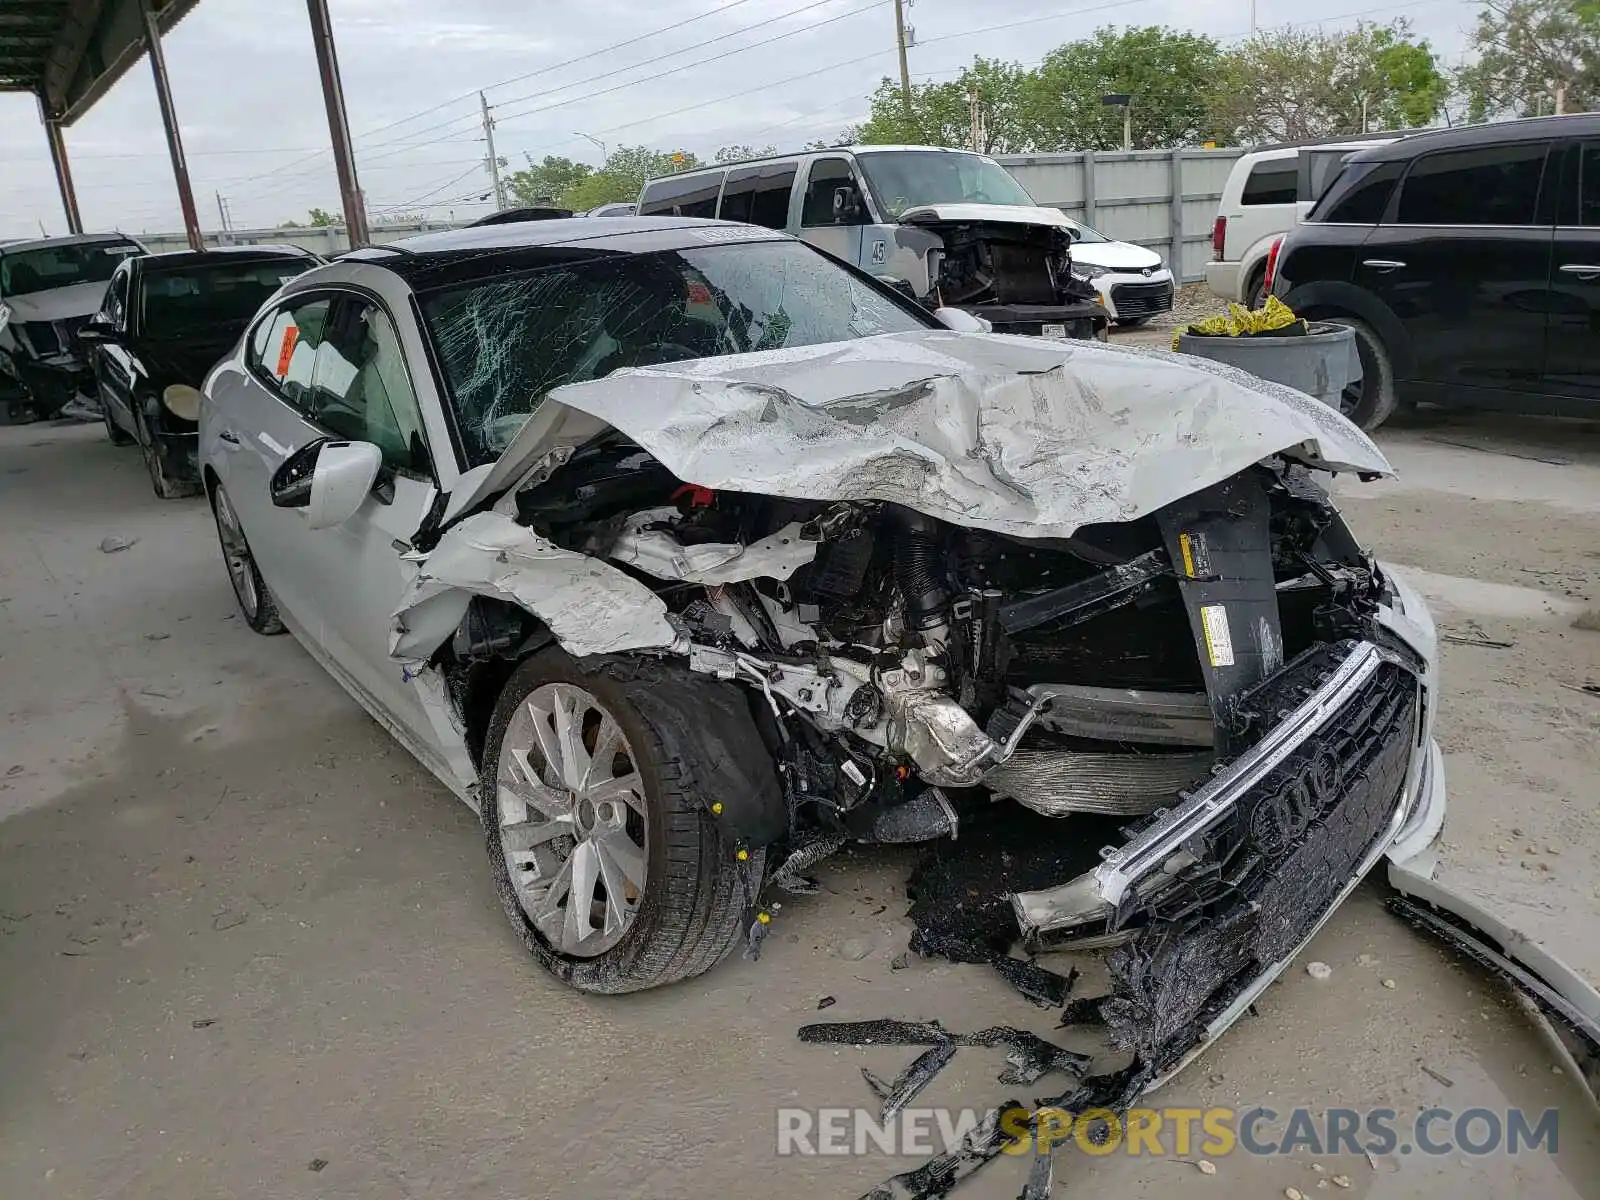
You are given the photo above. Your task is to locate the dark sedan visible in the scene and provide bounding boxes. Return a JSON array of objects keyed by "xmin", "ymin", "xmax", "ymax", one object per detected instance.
[{"xmin": 81, "ymin": 245, "xmax": 321, "ymax": 497}]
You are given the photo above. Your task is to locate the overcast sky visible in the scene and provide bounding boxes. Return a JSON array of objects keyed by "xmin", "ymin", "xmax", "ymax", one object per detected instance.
[{"xmin": 0, "ymin": 0, "xmax": 1481, "ymax": 239}]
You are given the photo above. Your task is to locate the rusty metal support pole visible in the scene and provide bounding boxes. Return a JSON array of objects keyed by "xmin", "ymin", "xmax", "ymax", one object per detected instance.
[
  {"xmin": 140, "ymin": 0, "xmax": 204, "ymax": 251},
  {"xmin": 37, "ymin": 93, "xmax": 83, "ymax": 235},
  {"xmin": 305, "ymin": 0, "xmax": 370, "ymax": 248}
]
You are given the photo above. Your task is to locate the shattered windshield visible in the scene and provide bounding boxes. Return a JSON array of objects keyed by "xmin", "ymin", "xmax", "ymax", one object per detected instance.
[
  {"xmin": 0, "ymin": 239, "xmax": 142, "ymax": 297},
  {"xmin": 419, "ymin": 239, "xmax": 934, "ymax": 467},
  {"xmin": 856, "ymin": 151, "xmax": 1035, "ymax": 217}
]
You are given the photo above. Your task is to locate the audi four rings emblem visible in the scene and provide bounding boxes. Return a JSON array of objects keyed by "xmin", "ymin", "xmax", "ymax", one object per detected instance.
[{"xmin": 1249, "ymin": 750, "xmax": 1344, "ymax": 854}]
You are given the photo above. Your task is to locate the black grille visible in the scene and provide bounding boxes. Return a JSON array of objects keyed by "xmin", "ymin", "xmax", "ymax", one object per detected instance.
[
  {"xmin": 1103, "ymin": 646, "xmax": 1417, "ymax": 1066},
  {"xmin": 1110, "ymin": 280, "xmax": 1174, "ymax": 317}
]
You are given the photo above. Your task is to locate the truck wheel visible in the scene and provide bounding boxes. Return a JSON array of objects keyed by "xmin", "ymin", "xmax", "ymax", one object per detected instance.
[
  {"xmin": 483, "ymin": 649, "xmax": 763, "ymax": 994},
  {"xmin": 1337, "ymin": 317, "xmax": 1399, "ymax": 431},
  {"xmin": 1245, "ymin": 269, "xmax": 1268, "ymax": 309}
]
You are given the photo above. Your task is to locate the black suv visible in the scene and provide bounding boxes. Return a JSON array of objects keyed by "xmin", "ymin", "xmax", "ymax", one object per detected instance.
[{"xmin": 1271, "ymin": 114, "xmax": 1600, "ymax": 429}]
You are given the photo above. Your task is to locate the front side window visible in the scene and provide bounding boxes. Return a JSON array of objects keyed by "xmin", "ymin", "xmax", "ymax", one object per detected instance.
[
  {"xmin": 1395, "ymin": 143, "xmax": 1549, "ymax": 226},
  {"xmin": 297, "ymin": 300, "xmax": 431, "ymax": 475},
  {"xmin": 247, "ymin": 296, "xmax": 334, "ymax": 414},
  {"xmin": 801, "ymin": 158, "xmax": 869, "ymax": 227},
  {"xmin": 139, "ymin": 257, "xmax": 312, "ymax": 341},
  {"xmin": 855, "ymin": 151, "xmax": 1034, "ymax": 218},
  {"xmin": 419, "ymin": 239, "xmax": 933, "ymax": 467},
  {"xmin": 0, "ymin": 238, "xmax": 141, "ymax": 297}
]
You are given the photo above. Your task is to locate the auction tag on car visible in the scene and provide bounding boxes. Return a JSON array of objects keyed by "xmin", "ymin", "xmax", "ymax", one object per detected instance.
[
  {"xmin": 1200, "ymin": 604, "xmax": 1235, "ymax": 668},
  {"xmin": 1041, "ymin": 323, "xmax": 1067, "ymax": 339},
  {"xmin": 275, "ymin": 325, "xmax": 299, "ymax": 378}
]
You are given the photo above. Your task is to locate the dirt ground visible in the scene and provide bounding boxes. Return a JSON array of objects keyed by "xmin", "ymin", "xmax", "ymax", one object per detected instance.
[{"xmin": 1, "ymin": 401, "xmax": 1598, "ymax": 1200}]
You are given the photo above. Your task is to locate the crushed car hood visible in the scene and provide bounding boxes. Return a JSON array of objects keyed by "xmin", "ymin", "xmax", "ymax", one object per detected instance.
[
  {"xmin": 1, "ymin": 281, "xmax": 109, "ymax": 323},
  {"xmin": 898, "ymin": 203, "xmax": 1076, "ymax": 229},
  {"xmin": 469, "ymin": 330, "xmax": 1391, "ymax": 540}
]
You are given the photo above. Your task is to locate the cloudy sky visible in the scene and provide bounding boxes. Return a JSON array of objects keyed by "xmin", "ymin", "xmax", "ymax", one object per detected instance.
[{"xmin": 0, "ymin": 0, "xmax": 1482, "ymax": 239}]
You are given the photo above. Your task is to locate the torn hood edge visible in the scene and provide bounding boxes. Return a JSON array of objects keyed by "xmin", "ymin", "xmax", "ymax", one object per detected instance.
[
  {"xmin": 898, "ymin": 203, "xmax": 1076, "ymax": 230},
  {"xmin": 452, "ymin": 330, "xmax": 1391, "ymax": 542}
]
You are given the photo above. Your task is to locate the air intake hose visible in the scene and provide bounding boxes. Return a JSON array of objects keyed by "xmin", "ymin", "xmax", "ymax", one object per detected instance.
[{"xmin": 894, "ymin": 507, "xmax": 949, "ymax": 632}]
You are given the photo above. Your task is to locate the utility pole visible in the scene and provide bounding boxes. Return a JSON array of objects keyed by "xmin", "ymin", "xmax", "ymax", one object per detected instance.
[
  {"xmin": 215, "ymin": 191, "xmax": 232, "ymax": 234},
  {"xmin": 966, "ymin": 84, "xmax": 982, "ymax": 152},
  {"xmin": 1249, "ymin": 0, "xmax": 1256, "ymax": 35},
  {"xmin": 894, "ymin": 0, "xmax": 913, "ymax": 120},
  {"xmin": 1555, "ymin": 82, "xmax": 1567, "ymax": 114},
  {"xmin": 480, "ymin": 91, "xmax": 505, "ymax": 210},
  {"xmin": 1124, "ymin": 103, "xmax": 1132, "ymax": 153}
]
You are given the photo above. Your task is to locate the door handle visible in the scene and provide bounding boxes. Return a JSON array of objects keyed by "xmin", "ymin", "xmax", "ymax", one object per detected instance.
[
  {"xmin": 1558, "ymin": 263, "xmax": 1600, "ymax": 281},
  {"xmin": 217, "ymin": 429, "xmax": 242, "ymax": 448},
  {"xmin": 1362, "ymin": 259, "xmax": 1407, "ymax": 273}
]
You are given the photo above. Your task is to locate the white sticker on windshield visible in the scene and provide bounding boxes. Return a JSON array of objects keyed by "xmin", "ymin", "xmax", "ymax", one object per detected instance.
[{"xmin": 687, "ymin": 225, "xmax": 784, "ymax": 243}]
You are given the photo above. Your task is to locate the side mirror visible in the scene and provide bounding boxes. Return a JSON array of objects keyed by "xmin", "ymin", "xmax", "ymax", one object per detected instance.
[
  {"xmin": 881, "ymin": 277, "xmax": 920, "ymax": 302},
  {"xmin": 76, "ymin": 320, "xmax": 117, "ymax": 346},
  {"xmin": 832, "ymin": 185, "xmax": 861, "ymax": 222},
  {"xmin": 933, "ymin": 307, "xmax": 992, "ymax": 334},
  {"xmin": 270, "ymin": 438, "xmax": 384, "ymax": 529}
]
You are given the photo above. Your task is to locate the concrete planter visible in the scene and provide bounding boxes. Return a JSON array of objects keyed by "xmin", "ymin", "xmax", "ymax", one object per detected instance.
[{"xmin": 1176, "ymin": 320, "xmax": 1361, "ymax": 410}]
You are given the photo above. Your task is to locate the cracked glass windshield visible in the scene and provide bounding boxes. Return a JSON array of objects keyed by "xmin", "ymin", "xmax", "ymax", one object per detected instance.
[
  {"xmin": 856, "ymin": 150, "xmax": 1035, "ymax": 217},
  {"xmin": 420, "ymin": 238, "xmax": 931, "ymax": 467}
]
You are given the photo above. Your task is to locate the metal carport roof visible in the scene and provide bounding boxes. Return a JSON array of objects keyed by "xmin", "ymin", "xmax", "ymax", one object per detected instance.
[{"xmin": 0, "ymin": 0, "xmax": 202, "ymax": 125}]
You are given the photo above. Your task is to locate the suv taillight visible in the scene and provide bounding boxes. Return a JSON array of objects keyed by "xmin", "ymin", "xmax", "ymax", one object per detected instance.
[
  {"xmin": 1211, "ymin": 216, "xmax": 1226, "ymax": 260},
  {"xmin": 1262, "ymin": 235, "xmax": 1285, "ymax": 297}
]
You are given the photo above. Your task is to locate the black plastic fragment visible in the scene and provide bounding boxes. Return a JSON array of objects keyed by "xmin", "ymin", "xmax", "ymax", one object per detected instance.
[
  {"xmin": 1056, "ymin": 996, "xmax": 1107, "ymax": 1027},
  {"xmin": 799, "ymin": 1019, "xmax": 951, "ymax": 1047},
  {"xmin": 965, "ymin": 1027, "xmax": 1093, "ymax": 1086},
  {"xmin": 1017, "ymin": 1153, "xmax": 1053, "ymax": 1200},
  {"xmin": 860, "ymin": 1100, "xmax": 1028, "ymax": 1200},
  {"xmin": 873, "ymin": 1043, "xmax": 959, "ymax": 1121},
  {"xmin": 991, "ymin": 957, "xmax": 1076, "ymax": 1008}
]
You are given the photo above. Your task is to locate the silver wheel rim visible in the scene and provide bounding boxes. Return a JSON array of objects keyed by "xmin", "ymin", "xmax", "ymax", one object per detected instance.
[
  {"xmin": 213, "ymin": 490, "xmax": 259, "ymax": 618},
  {"xmin": 497, "ymin": 683, "xmax": 649, "ymax": 957}
]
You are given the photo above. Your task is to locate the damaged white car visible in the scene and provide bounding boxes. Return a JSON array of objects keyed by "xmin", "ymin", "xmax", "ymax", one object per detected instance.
[{"xmin": 199, "ymin": 217, "xmax": 1446, "ymax": 1079}]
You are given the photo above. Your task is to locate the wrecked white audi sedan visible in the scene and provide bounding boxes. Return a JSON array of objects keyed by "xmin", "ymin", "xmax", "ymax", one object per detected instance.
[{"xmin": 199, "ymin": 217, "xmax": 1445, "ymax": 1076}]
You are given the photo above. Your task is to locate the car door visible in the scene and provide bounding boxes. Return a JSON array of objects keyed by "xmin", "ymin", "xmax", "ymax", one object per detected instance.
[
  {"xmin": 796, "ymin": 156, "xmax": 869, "ymax": 267},
  {"xmin": 92, "ymin": 263, "xmax": 138, "ymax": 431},
  {"xmin": 1543, "ymin": 140, "xmax": 1600, "ymax": 405},
  {"xmin": 1355, "ymin": 140, "xmax": 1554, "ymax": 397},
  {"xmin": 260, "ymin": 292, "xmax": 442, "ymax": 747},
  {"xmin": 213, "ymin": 292, "xmax": 342, "ymax": 640}
]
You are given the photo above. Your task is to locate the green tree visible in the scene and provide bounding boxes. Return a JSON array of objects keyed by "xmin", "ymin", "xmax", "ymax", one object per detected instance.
[
  {"xmin": 1210, "ymin": 22, "xmax": 1445, "ymax": 143},
  {"xmin": 1457, "ymin": 0, "xmax": 1600, "ymax": 119},
  {"xmin": 306, "ymin": 207, "xmax": 340, "ymax": 227},
  {"xmin": 856, "ymin": 58, "xmax": 1033, "ymax": 152},
  {"xmin": 557, "ymin": 145, "xmax": 703, "ymax": 209},
  {"xmin": 505, "ymin": 155, "xmax": 592, "ymax": 206},
  {"xmin": 1028, "ymin": 27, "xmax": 1225, "ymax": 150},
  {"xmin": 715, "ymin": 144, "xmax": 777, "ymax": 163}
]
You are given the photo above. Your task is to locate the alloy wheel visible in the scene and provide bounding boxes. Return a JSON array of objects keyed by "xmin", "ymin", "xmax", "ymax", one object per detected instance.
[
  {"xmin": 496, "ymin": 683, "xmax": 649, "ymax": 958},
  {"xmin": 212, "ymin": 488, "xmax": 259, "ymax": 619}
]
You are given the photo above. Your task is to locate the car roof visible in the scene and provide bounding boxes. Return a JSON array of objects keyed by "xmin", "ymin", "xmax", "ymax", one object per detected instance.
[
  {"xmin": 646, "ymin": 144, "xmax": 989, "ymax": 179},
  {"xmin": 0, "ymin": 231, "xmax": 142, "ymax": 255},
  {"xmin": 1350, "ymin": 113, "xmax": 1600, "ymax": 162},
  {"xmin": 136, "ymin": 244, "xmax": 316, "ymax": 271}
]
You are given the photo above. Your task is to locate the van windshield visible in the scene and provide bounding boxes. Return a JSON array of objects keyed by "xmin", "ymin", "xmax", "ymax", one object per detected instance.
[
  {"xmin": 856, "ymin": 151, "xmax": 1035, "ymax": 217},
  {"xmin": 0, "ymin": 238, "xmax": 142, "ymax": 297}
]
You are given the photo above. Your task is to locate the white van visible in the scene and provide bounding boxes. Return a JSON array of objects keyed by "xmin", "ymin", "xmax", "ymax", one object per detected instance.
[
  {"xmin": 1206, "ymin": 139, "xmax": 1395, "ymax": 306},
  {"xmin": 638, "ymin": 146, "xmax": 1110, "ymax": 339}
]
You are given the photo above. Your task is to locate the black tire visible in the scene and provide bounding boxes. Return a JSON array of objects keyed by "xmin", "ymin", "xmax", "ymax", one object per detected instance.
[
  {"xmin": 1114, "ymin": 316, "xmax": 1151, "ymax": 328},
  {"xmin": 1245, "ymin": 269, "xmax": 1268, "ymax": 310},
  {"xmin": 482, "ymin": 649, "xmax": 764, "ymax": 994},
  {"xmin": 210, "ymin": 483, "xmax": 285, "ymax": 635},
  {"xmin": 137, "ymin": 404, "xmax": 202, "ymax": 499},
  {"xmin": 1336, "ymin": 317, "xmax": 1399, "ymax": 431},
  {"xmin": 102, "ymin": 397, "xmax": 134, "ymax": 446}
]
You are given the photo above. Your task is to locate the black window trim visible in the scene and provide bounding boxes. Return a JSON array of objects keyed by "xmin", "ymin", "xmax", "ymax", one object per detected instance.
[{"xmin": 243, "ymin": 283, "xmax": 439, "ymax": 486}]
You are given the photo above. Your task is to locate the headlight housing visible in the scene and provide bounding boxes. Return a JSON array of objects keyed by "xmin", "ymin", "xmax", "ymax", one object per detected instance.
[
  {"xmin": 1070, "ymin": 262, "xmax": 1111, "ymax": 280},
  {"xmin": 161, "ymin": 383, "xmax": 202, "ymax": 422}
]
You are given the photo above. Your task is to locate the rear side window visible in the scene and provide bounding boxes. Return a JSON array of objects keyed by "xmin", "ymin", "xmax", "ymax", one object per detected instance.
[
  {"xmin": 637, "ymin": 171, "xmax": 723, "ymax": 218},
  {"xmin": 1309, "ymin": 160, "xmax": 1402, "ymax": 224},
  {"xmin": 1241, "ymin": 161, "xmax": 1297, "ymax": 205},
  {"xmin": 719, "ymin": 162, "xmax": 798, "ymax": 229},
  {"xmin": 1305, "ymin": 150, "xmax": 1355, "ymax": 203},
  {"xmin": 1395, "ymin": 143, "xmax": 1549, "ymax": 226}
]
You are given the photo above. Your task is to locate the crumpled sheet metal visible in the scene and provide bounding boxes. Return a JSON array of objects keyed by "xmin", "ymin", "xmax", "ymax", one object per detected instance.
[
  {"xmin": 532, "ymin": 330, "xmax": 1391, "ymax": 542},
  {"xmin": 389, "ymin": 511, "xmax": 680, "ymax": 660}
]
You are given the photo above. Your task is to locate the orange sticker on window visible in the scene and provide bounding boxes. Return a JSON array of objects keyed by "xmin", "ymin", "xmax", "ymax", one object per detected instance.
[{"xmin": 275, "ymin": 325, "xmax": 300, "ymax": 378}]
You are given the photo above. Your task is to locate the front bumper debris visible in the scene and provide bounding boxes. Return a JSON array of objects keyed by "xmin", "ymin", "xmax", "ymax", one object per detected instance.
[{"xmin": 960, "ymin": 301, "xmax": 1109, "ymax": 340}]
